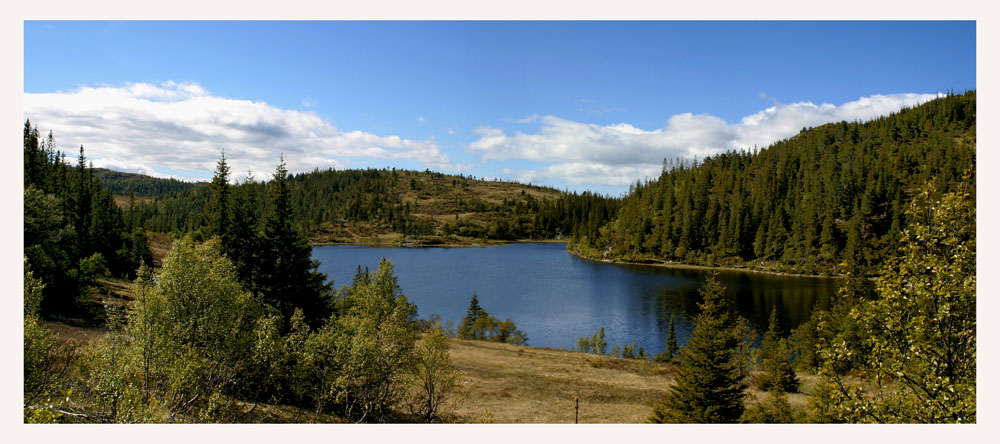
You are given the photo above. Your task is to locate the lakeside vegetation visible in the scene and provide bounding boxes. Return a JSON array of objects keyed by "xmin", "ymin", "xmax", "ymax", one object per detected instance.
[{"xmin": 23, "ymin": 92, "xmax": 975, "ymax": 423}]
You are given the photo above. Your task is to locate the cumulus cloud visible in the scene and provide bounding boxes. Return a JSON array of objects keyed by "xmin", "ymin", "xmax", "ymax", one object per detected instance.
[
  {"xmin": 471, "ymin": 93, "xmax": 942, "ymax": 187},
  {"xmin": 24, "ymin": 82, "xmax": 469, "ymax": 181}
]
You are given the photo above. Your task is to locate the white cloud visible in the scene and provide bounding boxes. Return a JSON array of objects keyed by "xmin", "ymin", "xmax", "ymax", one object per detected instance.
[
  {"xmin": 24, "ymin": 82, "xmax": 469, "ymax": 181},
  {"xmin": 470, "ymin": 93, "xmax": 942, "ymax": 187}
]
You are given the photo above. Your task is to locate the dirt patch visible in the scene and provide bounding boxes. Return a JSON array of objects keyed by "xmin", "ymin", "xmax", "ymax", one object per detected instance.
[{"xmin": 148, "ymin": 232, "xmax": 174, "ymax": 267}]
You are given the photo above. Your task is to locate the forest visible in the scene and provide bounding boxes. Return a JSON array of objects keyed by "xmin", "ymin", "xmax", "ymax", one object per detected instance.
[
  {"xmin": 572, "ymin": 91, "xmax": 975, "ymax": 276},
  {"xmin": 22, "ymin": 92, "xmax": 976, "ymax": 423}
]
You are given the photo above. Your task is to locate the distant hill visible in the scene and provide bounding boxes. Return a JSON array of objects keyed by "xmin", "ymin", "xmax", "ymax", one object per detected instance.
[
  {"xmin": 570, "ymin": 91, "xmax": 976, "ymax": 276},
  {"xmin": 93, "ymin": 168, "xmax": 202, "ymax": 197},
  {"xmin": 130, "ymin": 168, "xmax": 618, "ymax": 246}
]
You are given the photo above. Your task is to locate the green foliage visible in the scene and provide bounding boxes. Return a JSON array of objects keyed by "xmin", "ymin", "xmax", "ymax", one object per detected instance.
[
  {"xmin": 258, "ymin": 157, "xmax": 334, "ymax": 327},
  {"xmin": 575, "ymin": 92, "xmax": 976, "ymax": 275},
  {"xmin": 92, "ymin": 167, "xmax": 197, "ymax": 197},
  {"xmin": 403, "ymin": 324, "xmax": 460, "ymax": 422},
  {"xmin": 812, "ymin": 186, "xmax": 976, "ymax": 423},
  {"xmin": 78, "ymin": 252, "xmax": 109, "ymax": 284},
  {"xmin": 124, "ymin": 238, "xmax": 266, "ymax": 418},
  {"xmin": 81, "ymin": 331, "xmax": 160, "ymax": 423},
  {"xmin": 137, "ymin": 163, "xmax": 620, "ymax": 244},
  {"xmin": 575, "ymin": 327, "xmax": 607, "ymax": 355},
  {"xmin": 461, "ymin": 292, "xmax": 487, "ymax": 335},
  {"xmin": 325, "ymin": 258, "xmax": 419, "ymax": 421},
  {"xmin": 753, "ymin": 307, "xmax": 798, "ymax": 392},
  {"xmin": 741, "ymin": 388, "xmax": 797, "ymax": 423},
  {"xmin": 24, "ymin": 185, "xmax": 79, "ymax": 313},
  {"xmin": 24, "ymin": 258, "xmax": 80, "ymax": 424},
  {"xmin": 24, "ymin": 121, "xmax": 151, "ymax": 315},
  {"xmin": 456, "ymin": 294, "xmax": 528, "ymax": 345},
  {"xmin": 650, "ymin": 275, "xmax": 752, "ymax": 423}
]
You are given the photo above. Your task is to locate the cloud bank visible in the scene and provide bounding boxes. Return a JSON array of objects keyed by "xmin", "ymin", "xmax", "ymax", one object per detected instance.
[
  {"xmin": 470, "ymin": 93, "xmax": 942, "ymax": 187},
  {"xmin": 24, "ymin": 82, "xmax": 468, "ymax": 181}
]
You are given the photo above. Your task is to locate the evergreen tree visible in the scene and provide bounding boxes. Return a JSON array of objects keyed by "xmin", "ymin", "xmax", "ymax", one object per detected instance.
[
  {"xmin": 754, "ymin": 307, "xmax": 798, "ymax": 392},
  {"xmin": 228, "ymin": 170, "xmax": 265, "ymax": 292},
  {"xmin": 650, "ymin": 276, "xmax": 751, "ymax": 423},
  {"xmin": 206, "ymin": 151, "xmax": 232, "ymax": 248},
  {"xmin": 259, "ymin": 156, "xmax": 333, "ymax": 327},
  {"xmin": 654, "ymin": 315, "xmax": 680, "ymax": 363},
  {"xmin": 461, "ymin": 292, "xmax": 487, "ymax": 334}
]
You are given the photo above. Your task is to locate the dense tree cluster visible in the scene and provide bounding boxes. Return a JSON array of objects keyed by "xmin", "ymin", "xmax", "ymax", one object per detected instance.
[
  {"xmin": 575, "ymin": 92, "xmax": 975, "ymax": 275},
  {"xmin": 456, "ymin": 293, "xmax": 529, "ymax": 345},
  {"xmin": 26, "ymin": 240, "xmax": 458, "ymax": 423},
  {"xmin": 92, "ymin": 168, "xmax": 198, "ymax": 197},
  {"xmin": 202, "ymin": 155, "xmax": 333, "ymax": 328},
  {"xmin": 650, "ymin": 184, "xmax": 975, "ymax": 424},
  {"xmin": 23, "ymin": 121, "xmax": 153, "ymax": 315}
]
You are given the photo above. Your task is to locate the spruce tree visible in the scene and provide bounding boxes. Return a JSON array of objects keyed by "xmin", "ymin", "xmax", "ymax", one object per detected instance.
[
  {"xmin": 650, "ymin": 275, "xmax": 751, "ymax": 423},
  {"xmin": 227, "ymin": 170, "xmax": 264, "ymax": 293},
  {"xmin": 463, "ymin": 292, "xmax": 486, "ymax": 332},
  {"xmin": 755, "ymin": 307, "xmax": 798, "ymax": 392},
  {"xmin": 206, "ymin": 151, "xmax": 232, "ymax": 247},
  {"xmin": 259, "ymin": 156, "xmax": 333, "ymax": 328}
]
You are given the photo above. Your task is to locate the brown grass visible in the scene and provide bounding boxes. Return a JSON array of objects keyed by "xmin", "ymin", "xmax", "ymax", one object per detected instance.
[
  {"xmin": 148, "ymin": 232, "xmax": 174, "ymax": 266},
  {"xmin": 112, "ymin": 195, "xmax": 153, "ymax": 208},
  {"xmin": 445, "ymin": 338, "xmax": 675, "ymax": 423}
]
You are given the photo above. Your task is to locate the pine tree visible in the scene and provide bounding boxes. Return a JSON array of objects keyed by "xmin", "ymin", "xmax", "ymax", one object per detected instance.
[{"xmin": 650, "ymin": 275, "xmax": 751, "ymax": 423}]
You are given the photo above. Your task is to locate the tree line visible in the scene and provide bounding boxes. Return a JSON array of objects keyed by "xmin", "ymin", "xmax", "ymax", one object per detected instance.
[{"xmin": 23, "ymin": 120, "xmax": 154, "ymax": 316}]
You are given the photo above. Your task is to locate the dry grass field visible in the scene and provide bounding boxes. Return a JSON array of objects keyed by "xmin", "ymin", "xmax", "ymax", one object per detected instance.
[{"xmin": 445, "ymin": 338, "xmax": 677, "ymax": 423}]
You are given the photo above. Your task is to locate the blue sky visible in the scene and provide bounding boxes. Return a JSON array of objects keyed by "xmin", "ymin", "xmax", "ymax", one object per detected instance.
[{"xmin": 23, "ymin": 21, "xmax": 976, "ymax": 195}]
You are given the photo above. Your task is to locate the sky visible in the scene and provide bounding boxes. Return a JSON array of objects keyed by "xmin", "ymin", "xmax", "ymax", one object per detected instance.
[{"xmin": 23, "ymin": 21, "xmax": 976, "ymax": 195}]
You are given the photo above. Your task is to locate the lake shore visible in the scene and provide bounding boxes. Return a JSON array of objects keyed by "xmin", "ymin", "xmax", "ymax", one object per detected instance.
[
  {"xmin": 566, "ymin": 249, "xmax": 844, "ymax": 280},
  {"xmin": 309, "ymin": 235, "xmax": 568, "ymax": 249}
]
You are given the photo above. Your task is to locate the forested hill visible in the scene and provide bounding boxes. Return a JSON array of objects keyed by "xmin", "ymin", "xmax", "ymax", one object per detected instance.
[
  {"xmin": 569, "ymin": 91, "xmax": 975, "ymax": 275},
  {"xmin": 134, "ymin": 168, "xmax": 619, "ymax": 246},
  {"xmin": 92, "ymin": 168, "xmax": 201, "ymax": 197}
]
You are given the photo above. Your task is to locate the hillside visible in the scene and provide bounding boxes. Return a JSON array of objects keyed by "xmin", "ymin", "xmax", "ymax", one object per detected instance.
[
  {"xmin": 93, "ymin": 168, "xmax": 201, "ymax": 197},
  {"xmin": 132, "ymin": 168, "xmax": 618, "ymax": 247},
  {"xmin": 571, "ymin": 91, "xmax": 976, "ymax": 276}
]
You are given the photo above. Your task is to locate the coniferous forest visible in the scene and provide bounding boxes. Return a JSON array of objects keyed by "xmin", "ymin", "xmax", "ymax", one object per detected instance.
[
  {"xmin": 571, "ymin": 91, "xmax": 975, "ymax": 276},
  {"xmin": 23, "ymin": 92, "xmax": 976, "ymax": 424}
]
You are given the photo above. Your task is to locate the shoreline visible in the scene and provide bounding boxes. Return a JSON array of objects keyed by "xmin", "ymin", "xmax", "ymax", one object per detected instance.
[
  {"xmin": 309, "ymin": 237, "xmax": 569, "ymax": 249},
  {"xmin": 565, "ymin": 249, "xmax": 843, "ymax": 280},
  {"xmin": 308, "ymin": 236, "xmax": 841, "ymax": 280}
]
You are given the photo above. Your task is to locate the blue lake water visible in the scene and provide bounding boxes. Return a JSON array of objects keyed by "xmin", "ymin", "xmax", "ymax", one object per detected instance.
[{"xmin": 312, "ymin": 242, "xmax": 838, "ymax": 354}]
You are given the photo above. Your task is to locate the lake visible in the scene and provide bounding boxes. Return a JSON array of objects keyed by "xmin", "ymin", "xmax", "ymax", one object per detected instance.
[{"xmin": 312, "ymin": 242, "xmax": 839, "ymax": 354}]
